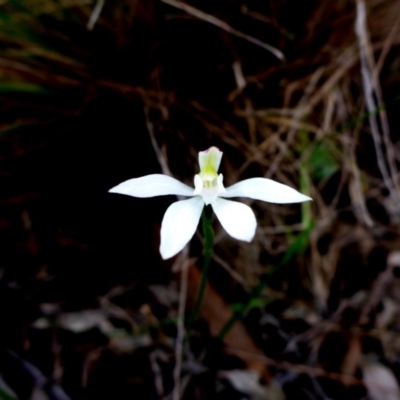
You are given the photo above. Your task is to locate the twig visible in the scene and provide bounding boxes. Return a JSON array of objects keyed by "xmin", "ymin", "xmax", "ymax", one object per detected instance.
[
  {"xmin": 161, "ymin": 0, "xmax": 284, "ymax": 60},
  {"xmin": 372, "ymin": 14, "xmax": 400, "ymax": 196},
  {"xmin": 172, "ymin": 249, "xmax": 189, "ymax": 400},
  {"xmin": 354, "ymin": 0, "xmax": 399, "ymax": 201},
  {"xmin": 211, "ymin": 252, "xmax": 246, "ymax": 286},
  {"xmin": 144, "ymin": 106, "xmax": 189, "ymax": 400},
  {"xmin": 358, "ymin": 251, "xmax": 399, "ymax": 325},
  {"xmin": 87, "ymin": 0, "xmax": 105, "ymax": 31},
  {"xmin": 266, "ymin": 67, "xmax": 324, "ymax": 179},
  {"xmin": 145, "ymin": 106, "xmax": 173, "ymax": 177},
  {"xmin": 346, "ymin": 110, "xmax": 374, "ymax": 227},
  {"xmin": 374, "ymin": 13, "xmax": 400, "ymax": 79},
  {"xmin": 0, "ymin": 346, "xmax": 71, "ymax": 400},
  {"xmin": 225, "ymin": 347, "xmax": 362, "ymax": 386},
  {"xmin": 306, "ymin": 48, "xmax": 358, "ymax": 113}
]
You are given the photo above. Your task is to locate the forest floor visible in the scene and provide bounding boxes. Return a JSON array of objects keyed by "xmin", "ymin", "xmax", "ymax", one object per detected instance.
[{"xmin": 1, "ymin": 0, "xmax": 400, "ymax": 399}]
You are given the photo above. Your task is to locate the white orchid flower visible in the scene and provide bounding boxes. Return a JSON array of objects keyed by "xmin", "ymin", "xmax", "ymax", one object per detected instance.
[{"xmin": 109, "ymin": 147, "xmax": 311, "ymax": 260}]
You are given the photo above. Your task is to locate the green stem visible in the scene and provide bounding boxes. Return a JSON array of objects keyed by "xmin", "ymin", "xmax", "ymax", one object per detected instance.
[{"xmin": 187, "ymin": 205, "xmax": 214, "ymax": 327}]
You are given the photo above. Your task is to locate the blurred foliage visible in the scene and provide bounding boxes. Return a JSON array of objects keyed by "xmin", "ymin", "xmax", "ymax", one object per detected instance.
[{"xmin": 309, "ymin": 142, "xmax": 340, "ymax": 183}]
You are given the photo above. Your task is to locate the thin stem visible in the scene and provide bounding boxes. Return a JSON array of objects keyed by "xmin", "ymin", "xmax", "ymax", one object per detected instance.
[
  {"xmin": 187, "ymin": 206, "xmax": 214, "ymax": 326},
  {"xmin": 172, "ymin": 259, "xmax": 188, "ymax": 400}
]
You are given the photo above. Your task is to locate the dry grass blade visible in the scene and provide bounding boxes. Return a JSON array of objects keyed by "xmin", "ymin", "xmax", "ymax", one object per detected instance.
[
  {"xmin": 225, "ymin": 347, "xmax": 363, "ymax": 386},
  {"xmin": 346, "ymin": 123, "xmax": 374, "ymax": 227},
  {"xmin": 161, "ymin": 0, "xmax": 285, "ymax": 60},
  {"xmin": 266, "ymin": 67, "xmax": 324, "ymax": 178},
  {"xmin": 372, "ymin": 13, "xmax": 400, "ymax": 195},
  {"xmin": 172, "ymin": 251, "xmax": 189, "ymax": 400},
  {"xmin": 355, "ymin": 0, "xmax": 400, "ymax": 201},
  {"xmin": 87, "ymin": 0, "xmax": 105, "ymax": 30},
  {"xmin": 145, "ymin": 106, "xmax": 189, "ymax": 399}
]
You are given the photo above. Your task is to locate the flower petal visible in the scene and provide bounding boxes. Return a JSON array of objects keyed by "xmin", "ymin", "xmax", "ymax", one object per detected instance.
[
  {"xmin": 160, "ymin": 197, "xmax": 204, "ymax": 259},
  {"xmin": 212, "ymin": 198, "xmax": 256, "ymax": 242},
  {"xmin": 222, "ymin": 178, "xmax": 312, "ymax": 204},
  {"xmin": 109, "ymin": 174, "xmax": 194, "ymax": 198},
  {"xmin": 198, "ymin": 147, "xmax": 223, "ymax": 171}
]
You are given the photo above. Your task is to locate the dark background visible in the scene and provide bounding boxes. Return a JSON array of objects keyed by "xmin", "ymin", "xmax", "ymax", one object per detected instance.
[{"xmin": 1, "ymin": 0, "xmax": 400, "ymax": 398}]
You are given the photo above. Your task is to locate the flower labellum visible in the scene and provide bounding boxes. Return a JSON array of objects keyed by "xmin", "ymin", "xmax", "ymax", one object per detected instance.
[{"xmin": 109, "ymin": 147, "xmax": 312, "ymax": 259}]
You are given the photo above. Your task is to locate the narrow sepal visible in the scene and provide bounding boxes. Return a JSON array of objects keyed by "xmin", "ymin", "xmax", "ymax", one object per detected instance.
[
  {"xmin": 223, "ymin": 178, "xmax": 312, "ymax": 203},
  {"xmin": 109, "ymin": 174, "xmax": 194, "ymax": 198}
]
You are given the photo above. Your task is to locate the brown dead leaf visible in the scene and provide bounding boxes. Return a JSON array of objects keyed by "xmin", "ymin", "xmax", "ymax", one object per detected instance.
[{"xmin": 362, "ymin": 361, "xmax": 400, "ymax": 400}]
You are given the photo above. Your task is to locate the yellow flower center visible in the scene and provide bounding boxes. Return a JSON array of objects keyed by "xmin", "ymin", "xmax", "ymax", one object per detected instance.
[{"xmin": 199, "ymin": 165, "xmax": 218, "ymax": 188}]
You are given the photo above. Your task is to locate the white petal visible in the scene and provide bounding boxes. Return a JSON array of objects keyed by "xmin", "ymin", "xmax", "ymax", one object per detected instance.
[
  {"xmin": 222, "ymin": 178, "xmax": 312, "ymax": 204},
  {"xmin": 198, "ymin": 147, "xmax": 223, "ymax": 171},
  {"xmin": 109, "ymin": 174, "xmax": 194, "ymax": 198},
  {"xmin": 160, "ymin": 197, "xmax": 204, "ymax": 259},
  {"xmin": 193, "ymin": 174, "xmax": 203, "ymax": 195},
  {"xmin": 212, "ymin": 198, "xmax": 256, "ymax": 242}
]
